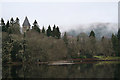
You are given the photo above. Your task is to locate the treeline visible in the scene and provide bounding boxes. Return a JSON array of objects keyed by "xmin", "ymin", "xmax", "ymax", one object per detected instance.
[{"xmin": 1, "ymin": 17, "xmax": 120, "ymax": 63}]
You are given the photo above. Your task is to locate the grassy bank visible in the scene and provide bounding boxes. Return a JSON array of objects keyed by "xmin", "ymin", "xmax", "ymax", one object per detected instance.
[{"xmin": 94, "ymin": 56, "xmax": 120, "ymax": 60}]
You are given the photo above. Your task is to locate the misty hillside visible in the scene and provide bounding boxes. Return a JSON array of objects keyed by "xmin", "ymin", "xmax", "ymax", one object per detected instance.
[{"xmin": 67, "ymin": 23, "xmax": 118, "ymax": 39}]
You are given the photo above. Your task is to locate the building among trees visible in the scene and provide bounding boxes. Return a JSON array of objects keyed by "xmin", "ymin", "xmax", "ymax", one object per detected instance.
[{"xmin": 22, "ymin": 16, "xmax": 31, "ymax": 33}]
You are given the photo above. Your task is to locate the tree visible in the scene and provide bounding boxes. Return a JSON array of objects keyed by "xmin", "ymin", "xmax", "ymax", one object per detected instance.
[
  {"xmin": 32, "ymin": 20, "xmax": 40, "ymax": 33},
  {"xmin": 46, "ymin": 25, "xmax": 52, "ymax": 37},
  {"xmin": 42, "ymin": 26, "xmax": 45, "ymax": 34},
  {"xmin": 111, "ymin": 34, "xmax": 119, "ymax": 56},
  {"xmin": 1, "ymin": 18, "xmax": 7, "ymax": 32},
  {"xmin": 89, "ymin": 30, "xmax": 95, "ymax": 38},
  {"xmin": 52, "ymin": 24, "xmax": 56, "ymax": 37},
  {"xmin": 118, "ymin": 28, "xmax": 120, "ymax": 40},
  {"xmin": 117, "ymin": 28, "xmax": 120, "ymax": 56},
  {"xmin": 15, "ymin": 17, "xmax": 19, "ymax": 24},
  {"xmin": 89, "ymin": 30, "xmax": 96, "ymax": 56},
  {"xmin": 10, "ymin": 17, "xmax": 14, "ymax": 24},
  {"xmin": 63, "ymin": 32, "xmax": 68, "ymax": 46},
  {"xmin": 56, "ymin": 26, "xmax": 61, "ymax": 39},
  {"xmin": 8, "ymin": 17, "xmax": 21, "ymax": 34},
  {"xmin": 101, "ymin": 36, "xmax": 113, "ymax": 56}
]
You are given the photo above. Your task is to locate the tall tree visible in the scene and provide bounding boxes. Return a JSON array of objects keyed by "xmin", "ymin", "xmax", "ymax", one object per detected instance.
[
  {"xmin": 42, "ymin": 26, "xmax": 45, "ymax": 34},
  {"xmin": 6, "ymin": 21, "xmax": 11, "ymax": 34},
  {"xmin": 47, "ymin": 25, "xmax": 52, "ymax": 37},
  {"xmin": 63, "ymin": 32, "xmax": 68, "ymax": 46},
  {"xmin": 1, "ymin": 18, "xmax": 6, "ymax": 32},
  {"xmin": 89, "ymin": 30, "xmax": 96, "ymax": 56},
  {"xmin": 89, "ymin": 30, "xmax": 95, "ymax": 38},
  {"xmin": 15, "ymin": 17, "xmax": 19, "ymax": 24},
  {"xmin": 32, "ymin": 20, "xmax": 40, "ymax": 33},
  {"xmin": 117, "ymin": 29, "xmax": 120, "ymax": 56},
  {"xmin": 56, "ymin": 26, "xmax": 61, "ymax": 39},
  {"xmin": 111, "ymin": 34, "xmax": 119, "ymax": 56},
  {"xmin": 10, "ymin": 17, "xmax": 14, "ymax": 24},
  {"xmin": 52, "ymin": 24, "xmax": 57, "ymax": 37}
]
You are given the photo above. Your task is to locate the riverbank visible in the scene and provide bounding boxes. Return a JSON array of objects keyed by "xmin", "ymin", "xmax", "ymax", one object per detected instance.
[{"xmin": 3, "ymin": 56, "xmax": 120, "ymax": 66}]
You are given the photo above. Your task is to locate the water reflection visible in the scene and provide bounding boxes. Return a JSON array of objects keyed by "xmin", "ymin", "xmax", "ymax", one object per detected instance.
[{"xmin": 2, "ymin": 63, "xmax": 120, "ymax": 78}]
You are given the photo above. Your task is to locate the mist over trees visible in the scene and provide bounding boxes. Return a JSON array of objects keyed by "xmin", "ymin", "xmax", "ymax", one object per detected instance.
[
  {"xmin": 67, "ymin": 23, "xmax": 118, "ymax": 39},
  {"xmin": 1, "ymin": 17, "xmax": 120, "ymax": 63}
]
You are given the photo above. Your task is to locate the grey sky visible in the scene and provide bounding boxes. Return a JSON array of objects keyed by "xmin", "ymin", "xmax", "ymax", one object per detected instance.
[{"xmin": 1, "ymin": 2, "xmax": 118, "ymax": 32}]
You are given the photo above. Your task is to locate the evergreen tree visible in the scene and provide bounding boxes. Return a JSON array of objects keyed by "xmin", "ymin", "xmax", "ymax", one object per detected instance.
[
  {"xmin": 47, "ymin": 25, "xmax": 52, "ymax": 37},
  {"xmin": 101, "ymin": 36, "xmax": 105, "ymax": 42},
  {"xmin": 6, "ymin": 21, "xmax": 11, "ymax": 33},
  {"xmin": 89, "ymin": 30, "xmax": 96, "ymax": 56},
  {"xmin": 117, "ymin": 29, "xmax": 120, "ymax": 56},
  {"xmin": 77, "ymin": 35, "xmax": 79, "ymax": 42},
  {"xmin": 8, "ymin": 17, "xmax": 21, "ymax": 34},
  {"xmin": 1, "ymin": 18, "xmax": 6, "ymax": 32},
  {"xmin": 15, "ymin": 17, "xmax": 19, "ymax": 24},
  {"xmin": 118, "ymin": 28, "xmax": 120, "ymax": 40},
  {"xmin": 63, "ymin": 32, "xmax": 68, "ymax": 46},
  {"xmin": 1, "ymin": 18, "xmax": 5, "ymax": 25},
  {"xmin": 10, "ymin": 17, "xmax": 14, "ymax": 24},
  {"xmin": 52, "ymin": 24, "xmax": 57, "ymax": 37},
  {"xmin": 32, "ymin": 20, "xmax": 40, "ymax": 33},
  {"xmin": 89, "ymin": 30, "xmax": 95, "ymax": 38},
  {"xmin": 111, "ymin": 34, "xmax": 119, "ymax": 56},
  {"xmin": 42, "ymin": 26, "xmax": 45, "ymax": 34},
  {"xmin": 56, "ymin": 26, "xmax": 61, "ymax": 39}
]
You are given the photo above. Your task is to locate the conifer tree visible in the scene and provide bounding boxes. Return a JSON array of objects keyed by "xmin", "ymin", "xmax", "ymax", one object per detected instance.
[
  {"xmin": 63, "ymin": 32, "xmax": 68, "ymax": 46},
  {"xmin": 32, "ymin": 20, "xmax": 40, "ymax": 33},
  {"xmin": 15, "ymin": 17, "xmax": 19, "ymax": 24},
  {"xmin": 101, "ymin": 36, "xmax": 105, "ymax": 42},
  {"xmin": 117, "ymin": 29, "xmax": 120, "ymax": 56},
  {"xmin": 111, "ymin": 34, "xmax": 119, "ymax": 56},
  {"xmin": 6, "ymin": 21, "xmax": 11, "ymax": 33},
  {"xmin": 56, "ymin": 26, "xmax": 61, "ymax": 39},
  {"xmin": 10, "ymin": 17, "xmax": 14, "ymax": 24},
  {"xmin": 89, "ymin": 30, "xmax": 95, "ymax": 38},
  {"xmin": 42, "ymin": 26, "xmax": 45, "ymax": 34},
  {"xmin": 1, "ymin": 18, "xmax": 6, "ymax": 32},
  {"xmin": 47, "ymin": 25, "xmax": 52, "ymax": 37},
  {"xmin": 52, "ymin": 24, "xmax": 57, "ymax": 37}
]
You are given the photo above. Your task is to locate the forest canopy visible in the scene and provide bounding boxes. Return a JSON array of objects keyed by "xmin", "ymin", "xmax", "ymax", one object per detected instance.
[{"xmin": 1, "ymin": 17, "xmax": 120, "ymax": 63}]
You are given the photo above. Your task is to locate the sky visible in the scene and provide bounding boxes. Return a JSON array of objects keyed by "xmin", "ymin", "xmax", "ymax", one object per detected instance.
[{"xmin": 0, "ymin": 1, "xmax": 118, "ymax": 32}]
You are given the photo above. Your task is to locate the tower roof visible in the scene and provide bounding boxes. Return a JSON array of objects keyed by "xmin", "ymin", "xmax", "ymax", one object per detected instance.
[{"xmin": 22, "ymin": 16, "xmax": 31, "ymax": 27}]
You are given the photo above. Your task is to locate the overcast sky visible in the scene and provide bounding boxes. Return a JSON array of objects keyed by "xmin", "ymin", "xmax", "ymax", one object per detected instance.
[{"xmin": 0, "ymin": 2, "xmax": 118, "ymax": 32}]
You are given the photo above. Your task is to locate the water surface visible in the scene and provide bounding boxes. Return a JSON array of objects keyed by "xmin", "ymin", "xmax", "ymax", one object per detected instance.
[{"xmin": 2, "ymin": 62, "xmax": 120, "ymax": 78}]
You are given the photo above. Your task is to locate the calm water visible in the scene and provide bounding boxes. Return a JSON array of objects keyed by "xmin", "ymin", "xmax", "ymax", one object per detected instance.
[{"xmin": 2, "ymin": 62, "xmax": 120, "ymax": 78}]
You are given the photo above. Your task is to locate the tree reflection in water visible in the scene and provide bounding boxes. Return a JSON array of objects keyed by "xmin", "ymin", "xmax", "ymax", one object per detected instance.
[{"xmin": 2, "ymin": 63, "xmax": 120, "ymax": 78}]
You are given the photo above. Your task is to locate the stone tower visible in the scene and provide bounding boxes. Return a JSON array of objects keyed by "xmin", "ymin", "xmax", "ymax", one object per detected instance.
[{"xmin": 22, "ymin": 16, "xmax": 31, "ymax": 33}]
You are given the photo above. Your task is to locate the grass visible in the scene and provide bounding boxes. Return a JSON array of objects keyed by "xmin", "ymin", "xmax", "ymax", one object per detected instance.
[{"xmin": 94, "ymin": 56, "xmax": 120, "ymax": 60}]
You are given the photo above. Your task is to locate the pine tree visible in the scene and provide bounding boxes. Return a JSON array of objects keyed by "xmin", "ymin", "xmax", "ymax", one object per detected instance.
[
  {"xmin": 15, "ymin": 17, "xmax": 19, "ymax": 24},
  {"xmin": 47, "ymin": 25, "xmax": 52, "ymax": 37},
  {"xmin": 101, "ymin": 36, "xmax": 105, "ymax": 42},
  {"xmin": 32, "ymin": 20, "xmax": 40, "ymax": 33},
  {"xmin": 117, "ymin": 29, "xmax": 120, "ymax": 56},
  {"xmin": 111, "ymin": 34, "xmax": 119, "ymax": 56},
  {"xmin": 1, "ymin": 18, "xmax": 5, "ymax": 25},
  {"xmin": 42, "ymin": 26, "xmax": 45, "ymax": 34},
  {"xmin": 52, "ymin": 24, "xmax": 57, "ymax": 37},
  {"xmin": 6, "ymin": 21, "xmax": 11, "ymax": 33},
  {"xmin": 1, "ymin": 18, "xmax": 6, "ymax": 32},
  {"xmin": 89, "ymin": 30, "xmax": 95, "ymax": 38},
  {"xmin": 56, "ymin": 26, "xmax": 61, "ymax": 39},
  {"xmin": 10, "ymin": 17, "xmax": 14, "ymax": 24},
  {"xmin": 63, "ymin": 32, "xmax": 68, "ymax": 46}
]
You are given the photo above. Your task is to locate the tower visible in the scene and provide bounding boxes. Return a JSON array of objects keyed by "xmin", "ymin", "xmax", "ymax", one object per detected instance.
[{"xmin": 22, "ymin": 16, "xmax": 31, "ymax": 33}]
